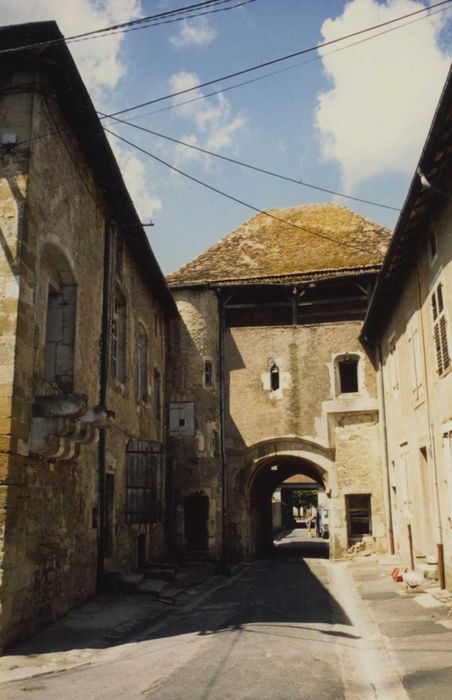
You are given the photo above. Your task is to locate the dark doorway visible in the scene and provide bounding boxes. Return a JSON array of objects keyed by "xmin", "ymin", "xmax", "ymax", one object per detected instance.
[
  {"xmin": 137, "ymin": 533, "xmax": 146, "ymax": 570},
  {"xmin": 184, "ymin": 493, "xmax": 209, "ymax": 551}
]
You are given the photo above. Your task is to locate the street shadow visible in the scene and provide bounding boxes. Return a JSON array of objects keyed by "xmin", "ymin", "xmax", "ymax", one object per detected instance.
[{"xmin": 3, "ymin": 549, "xmax": 352, "ymax": 659}]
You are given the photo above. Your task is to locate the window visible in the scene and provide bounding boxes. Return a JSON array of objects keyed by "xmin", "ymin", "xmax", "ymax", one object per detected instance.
[
  {"xmin": 153, "ymin": 369, "xmax": 161, "ymax": 421},
  {"xmin": 212, "ymin": 428, "xmax": 220, "ymax": 457},
  {"xmin": 428, "ymin": 228, "xmax": 438, "ymax": 262},
  {"xmin": 337, "ymin": 356, "xmax": 359, "ymax": 393},
  {"xmin": 346, "ymin": 495, "xmax": 372, "ymax": 541},
  {"xmin": 125, "ymin": 440, "xmax": 164, "ymax": 524},
  {"xmin": 432, "ymin": 282, "xmax": 450, "ymax": 376},
  {"xmin": 407, "ymin": 321, "xmax": 423, "ymax": 401},
  {"xmin": 169, "ymin": 402, "xmax": 195, "ymax": 437},
  {"xmin": 44, "ymin": 283, "xmax": 76, "ymax": 392},
  {"xmin": 270, "ymin": 362, "xmax": 280, "ymax": 391},
  {"xmin": 204, "ymin": 359, "xmax": 214, "ymax": 387},
  {"xmin": 137, "ymin": 329, "xmax": 148, "ymax": 401},
  {"xmin": 388, "ymin": 336, "xmax": 399, "ymax": 392},
  {"xmin": 111, "ymin": 288, "xmax": 126, "ymax": 383}
]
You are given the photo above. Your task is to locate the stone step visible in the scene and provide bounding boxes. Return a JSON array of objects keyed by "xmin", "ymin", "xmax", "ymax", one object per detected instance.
[
  {"xmin": 137, "ymin": 579, "xmax": 167, "ymax": 597},
  {"xmin": 158, "ymin": 587, "xmax": 183, "ymax": 605},
  {"xmin": 144, "ymin": 567, "xmax": 176, "ymax": 582},
  {"xmin": 121, "ymin": 574, "xmax": 145, "ymax": 593}
]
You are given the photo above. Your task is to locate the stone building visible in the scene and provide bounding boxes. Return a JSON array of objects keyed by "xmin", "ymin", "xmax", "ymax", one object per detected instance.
[
  {"xmin": 167, "ymin": 203, "xmax": 391, "ymax": 561},
  {"xmin": 0, "ymin": 22, "xmax": 175, "ymax": 648},
  {"xmin": 362, "ymin": 67, "xmax": 452, "ymax": 588}
]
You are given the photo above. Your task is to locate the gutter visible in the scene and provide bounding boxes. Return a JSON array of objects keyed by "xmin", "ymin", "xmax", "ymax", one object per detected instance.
[
  {"xmin": 97, "ymin": 220, "xmax": 112, "ymax": 592},
  {"xmin": 217, "ymin": 289, "xmax": 230, "ymax": 574}
]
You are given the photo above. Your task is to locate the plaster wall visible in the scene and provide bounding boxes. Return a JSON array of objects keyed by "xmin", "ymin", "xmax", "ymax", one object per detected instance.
[{"xmin": 380, "ymin": 197, "xmax": 452, "ymax": 586}]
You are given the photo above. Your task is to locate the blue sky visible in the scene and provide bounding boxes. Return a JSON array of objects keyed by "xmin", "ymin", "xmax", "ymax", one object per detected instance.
[{"xmin": 2, "ymin": 0, "xmax": 451, "ymax": 272}]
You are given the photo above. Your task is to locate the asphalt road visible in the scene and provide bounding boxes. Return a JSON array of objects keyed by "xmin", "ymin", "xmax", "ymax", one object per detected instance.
[{"xmin": 1, "ymin": 531, "xmax": 408, "ymax": 700}]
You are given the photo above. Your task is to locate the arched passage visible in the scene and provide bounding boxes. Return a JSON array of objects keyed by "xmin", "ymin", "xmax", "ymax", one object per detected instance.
[{"xmin": 248, "ymin": 455, "xmax": 326, "ymax": 558}]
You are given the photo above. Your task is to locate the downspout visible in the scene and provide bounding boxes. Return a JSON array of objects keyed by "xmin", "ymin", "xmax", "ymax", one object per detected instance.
[
  {"xmin": 415, "ymin": 262, "xmax": 445, "ymax": 589},
  {"xmin": 97, "ymin": 220, "xmax": 112, "ymax": 592},
  {"xmin": 217, "ymin": 288, "xmax": 229, "ymax": 574},
  {"xmin": 375, "ymin": 343, "xmax": 395, "ymax": 555}
]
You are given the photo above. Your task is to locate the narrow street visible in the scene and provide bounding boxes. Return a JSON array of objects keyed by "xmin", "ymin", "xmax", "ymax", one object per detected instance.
[{"xmin": 2, "ymin": 529, "xmax": 437, "ymax": 700}]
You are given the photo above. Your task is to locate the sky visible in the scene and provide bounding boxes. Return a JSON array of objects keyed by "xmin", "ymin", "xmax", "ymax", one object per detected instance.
[{"xmin": 1, "ymin": 0, "xmax": 451, "ymax": 273}]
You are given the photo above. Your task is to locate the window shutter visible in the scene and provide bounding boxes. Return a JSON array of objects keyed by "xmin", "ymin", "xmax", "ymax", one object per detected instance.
[
  {"xmin": 125, "ymin": 441, "xmax": 165, "ymax": 524},
  {"xmin": 440, "ymin": 315, "xmax": 450, "ymax": 371},
  {"xmin": 431, "ymin": 282, "xmax": 450, "ymax": 376}
]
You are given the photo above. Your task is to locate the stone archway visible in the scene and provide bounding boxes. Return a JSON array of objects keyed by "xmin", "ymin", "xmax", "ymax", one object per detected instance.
[{"xmin": 237, "ymin": 437, "xmax": 335, "ymax": 559}]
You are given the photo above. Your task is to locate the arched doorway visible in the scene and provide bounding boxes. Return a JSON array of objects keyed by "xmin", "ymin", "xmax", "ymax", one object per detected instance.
[{"xmin": 248, "ymin": 456, "xmax": 326, "ymax": 558}]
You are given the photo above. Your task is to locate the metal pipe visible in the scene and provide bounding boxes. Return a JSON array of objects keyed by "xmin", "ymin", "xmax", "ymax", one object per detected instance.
[
  {"xmin": 376, "ymin": 343, "xmax": 395, "ymax": 554},
  {"xmin": 217, "ymin": 289, "xmax": 229, "ymax": 574},
  {"xmin": 97, "ymin": 220, "xmax": 112, "ymax": 592}
]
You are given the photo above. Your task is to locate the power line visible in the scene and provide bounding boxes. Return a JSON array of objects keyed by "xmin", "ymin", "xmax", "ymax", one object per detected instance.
[
  {"xmin": 101, "ymin": 0, "xmax": 452, "ymax": 119},
  {"xmin": 0, "ymin": 0, "xmax": 254, "ymax": 55},
  {"xmin": 99, "ymin": 111, "xmax": 400, "ymax": 212},
  {"xmin": 114, "ymin": 3, "xmax": 451, "ymax": 122},
  {"xmin": 104, "ymin": 127, "xmax": 388, "ymax": 256}
]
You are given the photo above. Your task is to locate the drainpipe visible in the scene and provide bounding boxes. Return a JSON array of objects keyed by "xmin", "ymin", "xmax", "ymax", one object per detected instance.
[
  {"xmin": 375, "ymin": 344, "xmax": 395, "ymax": 555},
  {"xmin": 97, "ymin": 220, "xmax": 112, "ymax": 592},
  {"xmin": 415, "ymin": 263, "xmax": 445, "ymax": 589},
  {"xmin": 217, "ymin": 288, "xmax": 229, "ymax": 575}
]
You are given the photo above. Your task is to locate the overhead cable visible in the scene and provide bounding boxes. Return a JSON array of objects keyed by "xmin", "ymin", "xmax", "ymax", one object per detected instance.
[
  {"xmin": 99, "ymin": 111, "xmax": 400, "ymax": 212},
  {"xmin": 104, "ymin": 127, "xmax": 387, "ymax": 256},
  {"xmin": 101, "ymin": 0, "xmax": 452, "ymax": 119}
]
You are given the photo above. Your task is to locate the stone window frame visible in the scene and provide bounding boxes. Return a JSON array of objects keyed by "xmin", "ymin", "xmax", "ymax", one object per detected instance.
[
  {"xmin": 333, "ymin": 352, "xmax": 362, "ymax": 397},
  {"xmin": 203, "ymin": 356, "xmax": 215, "ymax": 388},
  {"xmin": 40, "ymin": 240, "xmax": 78, "ymax": 394},
  {"xmin": 111, "ymin": 284, "xmax": 127, "ymax": 386},
  {"xmin": 137, "ymin": 323, "xmax": 149, "ymax": 403}
]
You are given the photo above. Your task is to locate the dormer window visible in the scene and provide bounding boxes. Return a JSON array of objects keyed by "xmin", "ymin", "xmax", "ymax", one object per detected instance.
[{"xmin": 270, "ymin": 362, "xmax": 280, "ymax": 391}]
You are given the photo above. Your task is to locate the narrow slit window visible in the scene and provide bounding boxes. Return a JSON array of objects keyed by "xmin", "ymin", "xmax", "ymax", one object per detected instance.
[
  {"xmin": 204, "ymin": 360, "xmax": 213, "ymax": 387},
  {"xmin": 270, "ymin": 363, "xmax": 280, "ymax": 391},
  {"xmin": 338, "ymin": 358, "xmax": 359, "ymax": 393},
  {"xmin": 137, "ymin": 330, "xmax": 148, "ymax": 401}
]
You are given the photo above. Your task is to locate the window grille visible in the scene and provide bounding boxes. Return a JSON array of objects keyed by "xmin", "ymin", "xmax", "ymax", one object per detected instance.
[
  {"xmin": 432, "ymin": 282, "xmax": 450, "ymax": 376},
  {"xmin": 125, "ymin": 440, "xmax": 165, "ymax": 524}
]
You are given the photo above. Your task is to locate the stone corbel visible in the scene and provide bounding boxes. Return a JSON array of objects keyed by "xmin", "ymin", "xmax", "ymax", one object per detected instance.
[{"xmin": 31, "ymin": 394, "xmax": 115, "ymax": 460}]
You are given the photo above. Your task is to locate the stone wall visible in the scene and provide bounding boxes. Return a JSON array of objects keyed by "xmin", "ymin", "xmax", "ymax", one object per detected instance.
[
  {"xmin": 0, "ymin": 73, "xmax": 170, "ymax": 648},
  {"xmin": 169, "ymin": 288, "xmax": 386, "ymax": 562}
]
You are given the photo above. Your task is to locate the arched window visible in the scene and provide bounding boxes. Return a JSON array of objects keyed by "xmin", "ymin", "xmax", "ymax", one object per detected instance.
[
  {"xmin": 270, "ymin": 362, "xmax": 280, "ymax": 391},
  {"xmin": 336, "ymin": 355, "xmax": 359, "ymax": 394},
  {"xmin": 42, "ymin": 243, "xmax": 77, "ymax": 393},
  {"xmin": 137, "ymin": 328, "xmax": 148, "ymax": 401}
]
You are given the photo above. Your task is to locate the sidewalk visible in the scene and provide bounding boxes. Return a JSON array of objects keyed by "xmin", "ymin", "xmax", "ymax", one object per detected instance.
[
  {"xmin": 0, "ymin": 560, "xmax": 231, "ymax": 684},
  {"xmin": 348, "ymin": 553, "xmax": 452, "ymax": 699}
]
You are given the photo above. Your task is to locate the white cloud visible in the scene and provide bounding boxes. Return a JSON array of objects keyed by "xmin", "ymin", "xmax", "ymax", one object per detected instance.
[
  {"xmin": 2, "ymin": 0, "xmax": 164, "ymax": 221},
  {"xmin": 315, "ymin": 0, "xmax": 451, "ymax": 190},
  {"xmin": 108, "ymin": 137, "xmax": 163, "ymax": 221},
  {"xmin": 170, "ymin": 17, "xmax": 217, "ymax": 48},
  {"xmin": 0, "ymin": 0, "xmax": 142, "ymax": 104},
  {"xmin": 168, "ymin": 72, "xmax": 246, "ymax": 167}
]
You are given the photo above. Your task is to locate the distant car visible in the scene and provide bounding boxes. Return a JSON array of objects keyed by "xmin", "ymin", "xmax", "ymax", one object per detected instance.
[{"xmin": 318, "ymin": 507, "xmax": 329, "ymax": 539}]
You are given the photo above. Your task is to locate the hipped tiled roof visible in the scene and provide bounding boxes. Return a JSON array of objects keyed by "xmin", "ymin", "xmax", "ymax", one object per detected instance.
[{"xmin": 167, "ymin": 203, "xmax": 391, "ymax": 286}]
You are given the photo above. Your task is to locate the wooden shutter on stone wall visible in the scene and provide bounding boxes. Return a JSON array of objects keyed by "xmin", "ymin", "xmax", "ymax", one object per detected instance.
[{"xmin": 125, "ymin": 440, "xmax": 165, "ymax": 524}]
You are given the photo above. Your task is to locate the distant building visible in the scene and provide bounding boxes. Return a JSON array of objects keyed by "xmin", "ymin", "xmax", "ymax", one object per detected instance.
[
  {"xmin": 167, "ymin": 203, "xmax": 391, "ymax": 561},
  {"xmin": 0, "ymin": 22, "xmax": 176, "ymax": 648},
  {"xmin": 362, "ymin": 67, "xmax": 452, "ymax": 588}
]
